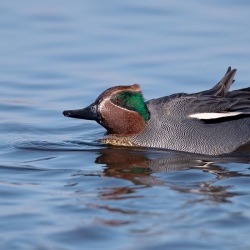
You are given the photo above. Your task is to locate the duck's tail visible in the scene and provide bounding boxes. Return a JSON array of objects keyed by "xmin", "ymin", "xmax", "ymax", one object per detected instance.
[{"xmin": 197, "ymin": 67, "xmax": 237, "ymax": 97}]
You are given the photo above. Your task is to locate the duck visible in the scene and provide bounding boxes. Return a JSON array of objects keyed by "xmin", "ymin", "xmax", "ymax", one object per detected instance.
[{"xmin": 63, "ymin": 67, "xmax": 250, "ymax": 155}]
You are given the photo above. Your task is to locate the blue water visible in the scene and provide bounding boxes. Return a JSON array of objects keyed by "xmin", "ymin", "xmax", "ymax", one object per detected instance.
[{"xmin": 1, "ymin": 1, "xmax": 250, "ymax": 249}]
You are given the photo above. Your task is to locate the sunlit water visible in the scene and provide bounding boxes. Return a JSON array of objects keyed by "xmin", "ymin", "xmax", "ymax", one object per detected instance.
[{"xmin": 1, "ymin": 1, "xmax": 250, "ymax": 249}]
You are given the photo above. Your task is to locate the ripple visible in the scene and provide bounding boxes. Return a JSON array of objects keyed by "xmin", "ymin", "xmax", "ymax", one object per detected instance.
[
  {"xmin": 14, "ymin": 139, "xmax": 105, "ymax": 151},
  {"xmin": 0, "ymin": 136, "xmax": 25, "ymax": 153},
  {"xmin": 0, "ymin": 141, "xmax": 14, "ymax": 152}
]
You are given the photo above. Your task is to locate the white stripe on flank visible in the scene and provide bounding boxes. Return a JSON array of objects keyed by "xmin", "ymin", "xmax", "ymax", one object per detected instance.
[{"xmin": 189, "ymin": 112, "xmax": 242, "ymax": 120}]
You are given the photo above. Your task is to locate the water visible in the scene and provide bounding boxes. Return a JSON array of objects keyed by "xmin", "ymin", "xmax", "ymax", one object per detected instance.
[{"xmin": 1, "ymin": 1, "xmax": 250, "ymax": 249}]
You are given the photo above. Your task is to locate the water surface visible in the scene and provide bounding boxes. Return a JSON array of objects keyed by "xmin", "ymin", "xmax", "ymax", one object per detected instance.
[{"xmin": 1, "ymin": 1, "xmax": 250, "ymax": 249}]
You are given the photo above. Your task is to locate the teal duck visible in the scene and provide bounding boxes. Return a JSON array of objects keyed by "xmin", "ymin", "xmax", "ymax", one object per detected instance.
[{"xmin": 63, "ymin": 67, "xmax": 250, "ymax": 155}]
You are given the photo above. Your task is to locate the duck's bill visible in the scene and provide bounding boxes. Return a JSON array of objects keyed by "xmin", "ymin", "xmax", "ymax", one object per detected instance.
[{"xmin": 63, "ymin": 103, "xmax": 99, "ymax": 120}]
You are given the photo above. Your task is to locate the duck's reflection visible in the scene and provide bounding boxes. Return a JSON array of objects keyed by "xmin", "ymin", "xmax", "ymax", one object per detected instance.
[{"xmin": 94, "ymin": 147, "xmax": 250, "ymax": 203}]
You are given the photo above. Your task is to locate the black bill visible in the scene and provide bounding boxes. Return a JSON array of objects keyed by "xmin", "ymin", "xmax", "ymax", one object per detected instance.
[{"xmin": 63, "ymin": 103, "xmax": 99, "ymax": 121}]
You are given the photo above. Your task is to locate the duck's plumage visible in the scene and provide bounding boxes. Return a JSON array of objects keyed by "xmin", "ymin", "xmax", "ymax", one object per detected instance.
[{"xmin": 63, "ymin": 67, "xmax": 250, "ymax": 155}]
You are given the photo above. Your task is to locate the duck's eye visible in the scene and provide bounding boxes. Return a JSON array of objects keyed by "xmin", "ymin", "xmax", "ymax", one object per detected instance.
[{"xmin": 112, "ymin": 98, "xmax": 123, "ymax": 106}]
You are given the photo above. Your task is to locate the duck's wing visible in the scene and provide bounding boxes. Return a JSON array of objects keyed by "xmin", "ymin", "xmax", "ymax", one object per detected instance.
[
  {"xmin": 188, "ymin": 95, "xmax": 250, "ymax": 121},
  {"xmin": 196, "ymin": 67, "xmax": 237, "ymax": 97},
  {"xmin": 226, "ymin": 87, "xmax": 250, "ymax": 98}
]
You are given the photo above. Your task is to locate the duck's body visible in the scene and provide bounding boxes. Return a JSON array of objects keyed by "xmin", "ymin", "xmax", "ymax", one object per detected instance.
[{"xmin": 63, "ymin": 67, "xmax": 250, "ymax": 155}]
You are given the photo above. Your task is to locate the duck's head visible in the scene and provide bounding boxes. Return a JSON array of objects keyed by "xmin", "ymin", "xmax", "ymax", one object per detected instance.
[{"xmin": 63, "ymin": 84, "xmax": 150, "ymax": 136}]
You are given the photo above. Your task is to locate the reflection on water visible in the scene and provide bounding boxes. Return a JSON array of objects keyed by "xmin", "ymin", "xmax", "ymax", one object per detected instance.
[{"xmin": 94, "ymin": 148, "xmax": 250, "ymax": 203}]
